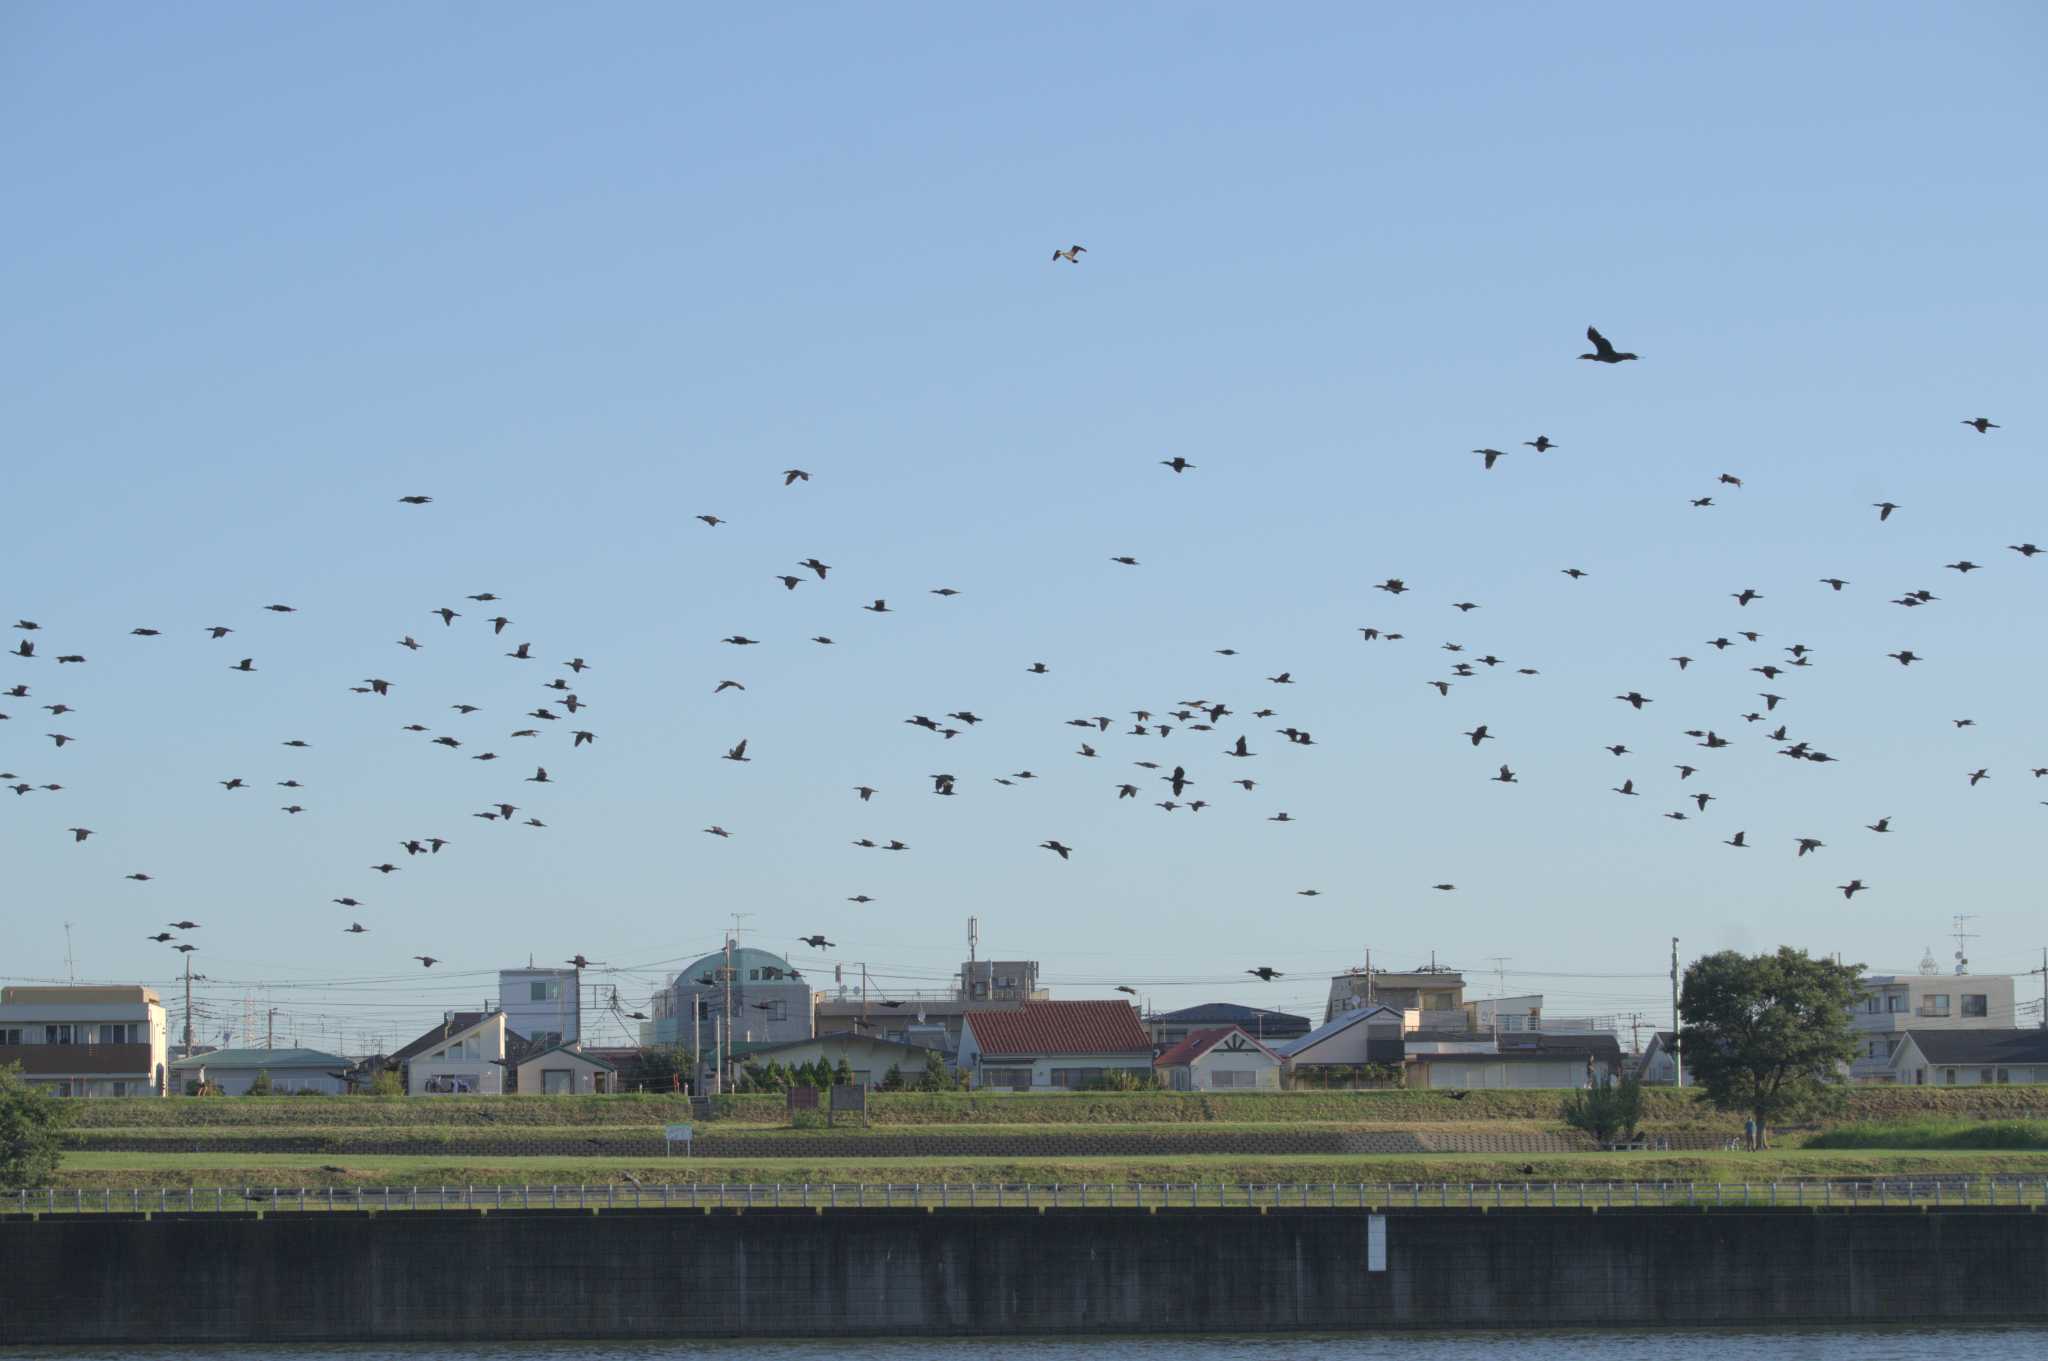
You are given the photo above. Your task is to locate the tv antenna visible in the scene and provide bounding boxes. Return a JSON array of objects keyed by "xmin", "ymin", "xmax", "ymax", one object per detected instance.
[
  {"xmin": 63, "ymin": 921, "xmax": 77, "ymax": 983},
  {"xmin": 1952, "ymin": 914, "xmax": 1978, "ymax": 976}
]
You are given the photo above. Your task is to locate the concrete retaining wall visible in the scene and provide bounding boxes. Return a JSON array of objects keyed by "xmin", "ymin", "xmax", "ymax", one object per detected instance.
[{"xmin": 3, "ymin": 1206, "xmax": 2043, "ymax": 1344}]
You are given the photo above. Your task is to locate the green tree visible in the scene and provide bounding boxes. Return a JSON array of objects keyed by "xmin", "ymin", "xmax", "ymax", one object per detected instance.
[
  {"xmin": 1560, "ymin": 1071, "xmax": 1645, "ymax": 1145},
  {"xmin": 1678, "ymin": 947, "xmax": 1864, "ymax": 1147},
  {"xmin": 368, "ymin": 1070, "xmax": 403, "ymax": 1097},
  {"xmin": 0, "ymin": 1064, "xmax": 71, "ymax": 1189},
  {"xmin": 880, "ymin": 1064, "xmax": 905, "ymax": 1092},
  {"xmin": 246, "ymin": 1070, "xmax": 273, "ymax": 1096},
  {"xmin": 917, "ymin": 1051, "xmax": 950, "ymax": 1092},
  {"xmin": 832, "ymin": 1057, "xmax": 855, "ymax": 1087}
]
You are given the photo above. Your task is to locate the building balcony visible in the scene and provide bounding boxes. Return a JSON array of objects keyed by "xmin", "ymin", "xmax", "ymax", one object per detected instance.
[{"xmin": 0, "ymin": 1043, "xmax": 155, "ymax": 1077}]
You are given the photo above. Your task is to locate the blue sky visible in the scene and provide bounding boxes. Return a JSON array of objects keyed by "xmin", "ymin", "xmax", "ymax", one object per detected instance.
[{"xmin": 4, "ymin": 4, "xmax": 2044, "ymax": 1051}]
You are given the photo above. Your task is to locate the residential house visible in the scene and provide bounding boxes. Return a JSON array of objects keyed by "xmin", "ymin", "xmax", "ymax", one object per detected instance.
[
  {"xmin": 1274, "ymin": 1005, "xmax": 1406, "ymax": 1071},
  {"xmin": 1147, "ymin": 1003, "xmax": 1310, "ymax": 1049},
  {"xmin": 1154, "ymin": 1026, "xmax": 1285, "ymax": 1090},
  {"xmin": 1850, "ymin": 974, "xmax": 2019, "ymax": 1081},
  {"xmin": 1324, "ymin": 967, "xmax": 1465, "ymax": 1023},
  {"xmin": 398, "ymin": 1012, "xmax": 513, "ymax": 1095},
  {"xmin": 168, "ymin": 1047, "xmax": 351, "ymax": 1095},
  {"xmin": 1635, "ymin": 1031, "xmax": 1688, "ymax": 1086},
  {"xmin": 513, "ymin": 1040, "xmax": 615, "ymax": 1095},
  {"xmin": 1406, "ymin": 1032, "xmax": 1622, "ymax": 1090},
  {"xmin": 0, "ymin": 985, "xmax": 170, "ymax": 1097},
  {"xmin": 648, "ymin": 947, "xmax": 814, "ymax": 1051},
  {"xmin": 1888, "ymin": 1029, "xmax": 2048, "ymax": 1086},
  {"xmin": 815, "ymin": 957, "xmax": 1043, "ymax": 1056},
  {"xmin": 731, "ymin": 1033, "xmax": 945, "ymax": 1088},
  {"xmin": 499, "ymin": 967, "xmax": 581, "ymax": 1047},
  {"xmin": 957, "ymin": 1000, "xmax": 1153, "ymax": 1090}
]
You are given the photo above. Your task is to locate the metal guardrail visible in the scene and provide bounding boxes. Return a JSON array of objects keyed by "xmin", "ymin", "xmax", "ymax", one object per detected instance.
[{"xmin": 6, "ymin": 1179, "xmax": 2048, "ymax": 1215}]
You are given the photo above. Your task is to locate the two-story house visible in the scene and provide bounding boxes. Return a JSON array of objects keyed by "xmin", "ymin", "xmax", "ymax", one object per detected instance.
[
  {"xmin": 0, "ymin": 985, "xmax": 169, "ymax": 1097},
  {"xmin": 1850, "ymin": 974, "xmax": 2017, "ymax": 1081}
]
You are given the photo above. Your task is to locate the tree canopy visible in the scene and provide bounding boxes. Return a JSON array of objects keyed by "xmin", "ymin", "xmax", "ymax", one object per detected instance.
[
  {"xmin": 1677, "ymin": 947, "xmax": 1864, "ymax": 1143},
  {"xmin": 0, "ymin": 1064, "xmax": 71, "ymax": 1188}
]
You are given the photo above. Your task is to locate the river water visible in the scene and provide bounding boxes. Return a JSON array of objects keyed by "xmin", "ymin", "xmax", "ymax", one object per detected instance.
[{"xmin": 15, "ymin": 1331, "xmax": 2047, "ymax": 1360}]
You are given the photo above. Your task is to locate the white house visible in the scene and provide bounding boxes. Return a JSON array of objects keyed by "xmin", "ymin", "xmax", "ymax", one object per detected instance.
[
  {"xmin": 0, "ymin": 984, "xmax": 171, "ymax": 1098},
  {"xmin": 167, "ymin": 1047, "xmax": 351, "ymax": 1095},
  {"xmin": 957, "ymin": 1000, "xmax": 1153, "ymax": 1090},
  {"xmin": 1153, "ymin": 1026, "xmax": 1284, "ymax": 1090},
  {"xmin": 513, "ymin": 1040, "xmax": 615, "ymax": 1095},
  {"xmin": 1635, "ymin": 1031, "xmax": 1688, "ymax": 1086},
  {"xmin": 1407, "ymin": 1033, "xmax": 1621, "ymax": 1090},
  {"xmin": 499, "ymin": 968, "xmax": 581, "ymax": 1047},
  {"xmin": 1850, "ymin": 974, "xmax": 2019, "ymax": 1080},
  {"xmin": 1273, "ymin": 1005, "xmax": 1404, "ymax": 1069},
  {"xmin": 1888, "ymin": 1029, "xmax": 2048, "ymax": 1086},
  {"xmin": 731, "ymin": 1033, "xmax": 945, "ymax": 1089},
  {"xmin": 404, "ymin": 1012, "xmax": 511, "ymax": 1095}
]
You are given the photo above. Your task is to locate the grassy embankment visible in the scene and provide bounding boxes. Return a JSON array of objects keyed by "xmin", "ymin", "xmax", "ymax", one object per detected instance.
[
  {"xmin": 45, "ymin": 1148, "xmax": 2048, "ymax": 1191},
  {"xmin": 39, "ymin": 1088, "xmax": 2048, "ymax": 1189}
]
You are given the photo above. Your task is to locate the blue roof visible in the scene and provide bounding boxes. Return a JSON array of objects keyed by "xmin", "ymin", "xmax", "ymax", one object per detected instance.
[{"xmin": 168, "ymin": 1047, "xmax": 349, "ymax": 1071}]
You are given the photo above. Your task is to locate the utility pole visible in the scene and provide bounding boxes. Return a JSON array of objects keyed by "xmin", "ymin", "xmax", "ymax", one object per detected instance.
[
  {"xmin": 1487, "ymin": 956, "xmax": 1510, "ymax": 1038},
  {"xmin": 1670, "ymin": 937, "xmax": 1683, "ymax": 1089},
  {"xmin": 722, "ymin": 932, "xmax": 735, "ymax": 1087},
  {"xmin": 181, "ymin": 954, "xmax": 196, "ymax": 1057},
  {"xmin": 266, "ymin": 1008, "xmax": 277, "ymax": 1051}
]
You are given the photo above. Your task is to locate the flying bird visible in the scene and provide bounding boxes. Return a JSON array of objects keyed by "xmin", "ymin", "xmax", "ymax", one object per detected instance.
[
  {"xmin": 1053, "ymin": 244, "xmax": 1087, "ymax": 263},
  {"xmin": 398, "ymin": 495, "xmax": 432, "ymax": 505},
  {"xmin": 1246, "ymin": 967, "xmax": 1284, "ymax": 981},
  {"xmin": 1873, "ymin": 502, "xmax": 1899, "ymax": 522},
  {"xmin": 1579, "ymin": 326, "xmax": 1638, "ymax": 363},
  {"xmin": 1040, "ymin": 840, "xmax": 1073, "ymax": 860},
  {"xmin": 722, "ymin": 740, "xmax": 750, "ymax": 762},
  {"xmin": 1838, "ymin": 880, "xmax": 1869, "ymax": 900},
  {"xmin": 1161, "ymin": 457, "xmax": 1195, "ymax": 473},
  {"xmin": 1961, "ymin": 418, "xmax": 1999, "ymax": 433},
  {"xmin": 782, "ymin": 469, "xmax": 811, "ymax": 485}
]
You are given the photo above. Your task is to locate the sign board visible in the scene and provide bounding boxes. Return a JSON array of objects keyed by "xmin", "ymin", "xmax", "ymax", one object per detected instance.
[
  {"xmin": 828, "ymin": 1082, "xmax": 867, "ymax": 1127},
  {"xmin": 1367, "ymin": 1215, "xmax": 1387, "ymax": 1272},
  {"xmin": 787, "ymin": 1085, "xmax": 820, "ymax": 1112},
  {"xmin": 664, "ymin": 1124, "xmax": 693, "ymax": 1156}
]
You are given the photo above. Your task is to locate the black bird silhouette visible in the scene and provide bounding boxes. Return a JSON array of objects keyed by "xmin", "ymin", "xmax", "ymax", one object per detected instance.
[
  {"xmin": 230, "ymin": 657, "xmax": 256, "ymax": 672},
  {"xmin": 168, "ymin": 920, "xmax": 199, "ymax": 930},
  {"xmin": 1464, "ymin": 725, "xmax": 1493, "ymax": 746},
  {"xmin": 1873, "ymin": 502, "xmax": 1899, "ymax": 522},
  {"xmin": 697, "ymin": 514, "xmax": 723, "ymax": 526},
  {"xmin": 2010, "ymin": 544, "xmax": 2041, "ymax": 558},
  {"xmin": 1725, "ymin": 831, "xmax": 1748, "ymax": 848},
  {"xmin": 414, "ymin": 956, "xmax": 439, "ymax": 968},
  {"xmin": 1867, "ymin": 817, "xmax": 1891, "ymax": 833},
  {"xmin": 1887, "ymin": 650, "xmax": 1921, "ymax": 666},
  {"xmin": 1579, "ymin": 326, "xmax": 1638, "ymax": 363},
  {"xmin": 1968, "ymin": 768, "xmax": 1989, "ymax": 787},
  {"xmin": 1110, "ymin": 557, "xmax": 1138, "ymax": 567},
  {"xmin": 399, "ymin": 495, "xmax": 432, "ymax": 505},
  {"xmin": 800, "ymin": 935, "xmax": 835, "ymax": 949},
  {"xmin": 1525, "ymin": 436, "xmax": 1556, "ymax": 452},
  {"xmin": 147, "ymin": 932, "xmax": 173, "ymax": 942},
  {"xmin": 863, "ymin": 600, "xmax": 891, "ymax": 613},
  {"xmin": 1961, "ymin": 418, "xmax": 1999, "ymax": 433},
  {"xmin": 1161, "ymin": 457, "xmax": 1195, "ymax": 473},
  {"xmin": 1040, "ymin": 840, "xmax": 1073, "ymax": 860},
  {"xmin": 433, "ymin": 607, "xmax": 459, "ymax": 626},
  {"xmin": 1616, "ymin": 692, "xmax": 1652, "ymax": 710},
  {"xmin": 783, "ymin": 469, "xmax": 811, "ymax": 485},
  {"xmin": 1732, "ymin": 588, "xmax": 1762, "ymax": 607},
  {"xmin": 344, "ymin": 923, "xmax": 368, "ymax": 934},
  {"xmin": 723, "ymin": 740, "xmax": 750, "ymax": 763},
  {"xmin": 1820, "ymin": 577, "xmax": 1849, "ymax": 591},
  {"xmin": 1491, "ymin": 765, "xmax": 1517, "ymax": 784},
  {"xmin": 800, "ymin": 558, "xmax": 831, "ymax": 579},
  {"xmin": 1473, "ymin": 448, "xmax": 1508, "ymax": 470},
  {"xmin": 1246, "ymin": 967, "xmax": 1284, "ymax": 981},
  {"xmin": 1838, "ymin": 880, "xmax": 1869, "ymax": 900}
]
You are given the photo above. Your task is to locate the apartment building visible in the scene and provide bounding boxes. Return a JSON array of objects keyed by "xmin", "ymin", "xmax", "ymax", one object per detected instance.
[
  {"xmin": 1850, "ymin": 974, "xmax": 2017, "ymax": 1081},
  {"xmin": 0, "ymin": 985, "xmax": 170, "ymax": 1097},
  {"xmin": 1324, "ymin": 967, "xmax": 1465, "ymax": 1023}
]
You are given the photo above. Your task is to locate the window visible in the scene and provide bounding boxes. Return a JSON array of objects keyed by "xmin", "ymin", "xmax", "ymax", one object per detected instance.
[
  {"xmin": 44, "ymin": 1024, "xmax": 76, "ymax": 1045},
  {"xmin": 1863, "ymin": 996, "xmax": 1880, "ymax": 1013},
  {"xmin": 110, "ymin": 1081, "xmax": 129, "ymax": 1097},
  {"xmin": 529, "ymin": 981, "xmax": 560, "ymax": 1002},
  {"xmin": 0, "ymin": 1028, "xmax": 20, "ymax": 1045},
  {"xmin": 96, "ymin": 1023, "xmax": 136, "ymax": 1044},
  {"xmin": 1049, "ymin": 1068, "xmax": 1105, "ymax": 1089},
  {"xmin": 1980, "ymin": 1069, "xmax": 1996, "ymax": 1084},
  {"xmin": 1942, "ymin": 1068, "xmax": 1957, "ymax": 1085},
  {"xmin": 763, "ymin": 1001, "xmax": 787, "ymax": 1023},
  {"xmin": 1922, "ymin": 995, "xmax": 1951, "ymax": 1017},
  {"xmin": 1996, "ymin": 1068, "xmax": 2011, "ymax": 1084},
  {"xmin": 1962, "ymin": 995, "xmax": 1988, "ymax": 1018},
  {"xmin": 1210, "ymin": 1069, "xmax": 1259, "ymax": 1088},
  {"xmin": 1886, "ymin": 994, "xmax": 1908, "ymax": 1013}
]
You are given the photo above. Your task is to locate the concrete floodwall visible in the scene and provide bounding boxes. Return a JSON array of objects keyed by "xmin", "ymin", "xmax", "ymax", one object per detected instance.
[{"xmin": 2, "ymin": 1207, "xmax": 2043, "ymax": 1345}]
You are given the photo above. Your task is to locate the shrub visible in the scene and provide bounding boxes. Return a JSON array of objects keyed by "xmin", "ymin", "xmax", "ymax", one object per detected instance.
[
  {"xmin": 245, "ymin": 1071, "xmax": 273, "ymax": 1096},
  {"xmin": 1561, "ymin": 1072, "xmax": 1645, "ymax": 1145},
  {"xmin": 0, "ymin": 1063, "xmax": 70, "ymax": 1188},
  {"xmin": 368, "ymin": 1070, "xmax": 403, "ymax": 1097}
]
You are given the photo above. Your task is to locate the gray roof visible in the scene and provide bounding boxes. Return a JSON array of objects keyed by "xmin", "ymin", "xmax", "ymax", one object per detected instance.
[
  {"xmin": 168, "ymin": 1047, "xmax": 349, "ymax": 1071},
  {"xmin": 1273, "ymin": 1004, "xmax": 1401, "ymax": 1058},
  {"xmin": 1154, "ymin": 1002, "xmax": 1311, "ymax": 1035},
  {"xmin": 1493, "ymin": 1033, "xmax": 1622, "ymax": 1060},
  {"xmin": 1904, "ymin": 1029, "xmax": 2048, "ymax": 1066},
  {"xmin": 518, "ymin": 1041, "xmax": 616, "ymax": 1071}
]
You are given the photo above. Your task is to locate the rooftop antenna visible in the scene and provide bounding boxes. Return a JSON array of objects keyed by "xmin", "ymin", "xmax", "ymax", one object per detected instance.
[
  {"xmin": 1917, "ymin": 946, "xmax": 1940, "ymax": 976},
  {"xmin": 968, "ymin": 914, "xmax": 979, "ymax": 964},
  {"xmin": 63, "ymin": 921, "xmax": 76, "ymax": 983},
  {"xmin": 1952, "ymin": 914, "xmax": 1978, "ymax": 976}
]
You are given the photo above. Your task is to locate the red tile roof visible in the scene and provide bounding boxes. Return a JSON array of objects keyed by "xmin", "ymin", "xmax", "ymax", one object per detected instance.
[
  {"xmin": 1152, "ymin": 1025, "xmax": 1282, "ymax": 1069},
  {"xmin": 965, "ymin": 1000, "xmax": 1151, "ymax": 1057}
]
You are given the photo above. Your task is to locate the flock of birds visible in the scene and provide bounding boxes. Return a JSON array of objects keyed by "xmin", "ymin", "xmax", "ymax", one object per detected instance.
[{"xmin": 5, "ymin": 280, "xmax": 2036, "ymax": 988}]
